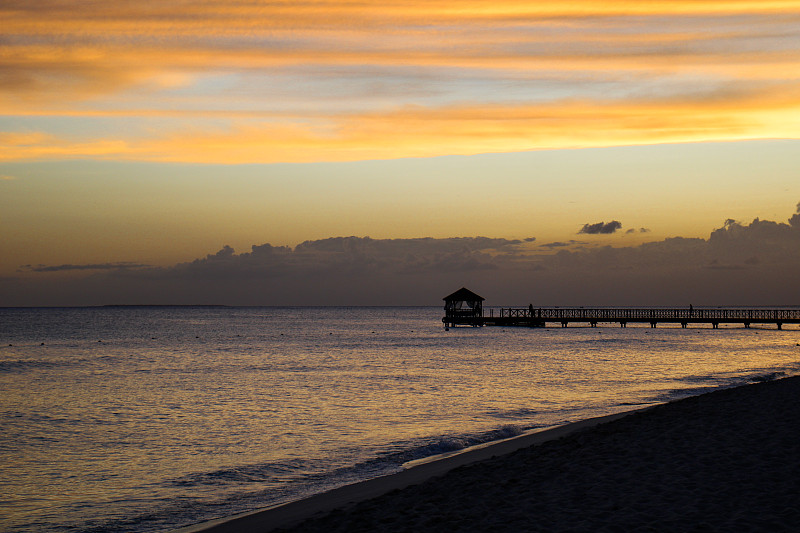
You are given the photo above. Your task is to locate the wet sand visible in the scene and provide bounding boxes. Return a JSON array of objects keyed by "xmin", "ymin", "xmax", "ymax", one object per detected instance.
[{"xmin": 186, "ymin": 376, "xmax": 800, "ymax": 532}]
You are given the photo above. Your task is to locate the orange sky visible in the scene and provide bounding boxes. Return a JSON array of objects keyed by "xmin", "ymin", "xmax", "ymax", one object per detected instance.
[
  {"xmin": 2, "ymin": 1, "xmax": 800, "ymax": 304},
  {"xmin": 3, "ymin": 0, "xmax": 800, "ymax": 163}
]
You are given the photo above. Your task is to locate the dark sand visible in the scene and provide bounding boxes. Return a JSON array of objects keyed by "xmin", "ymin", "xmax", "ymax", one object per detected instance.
[{"xmin": 189, "ymin": 376, "xmax": 800, "ymax": 532}]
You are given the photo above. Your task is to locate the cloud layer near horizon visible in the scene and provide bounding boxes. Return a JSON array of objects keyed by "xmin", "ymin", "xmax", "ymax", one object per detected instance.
[
  {"xmin": 3, "ymin": 1, "xmax": 800, "ymax": 163},
  {"xmin": 5, "ymin": 206, "xmax": 800, "ymax": 306}
]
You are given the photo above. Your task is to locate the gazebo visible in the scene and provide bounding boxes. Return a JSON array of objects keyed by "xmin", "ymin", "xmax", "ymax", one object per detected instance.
[{"xmin": 442, "ymin": 287, "xmax": 485, "ymax": 328}]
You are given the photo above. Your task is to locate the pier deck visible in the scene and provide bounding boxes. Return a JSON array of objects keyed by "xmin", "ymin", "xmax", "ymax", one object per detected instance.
[{"xmin": 445, "ymin": 308, "xmax": 800, "ymax": 329}]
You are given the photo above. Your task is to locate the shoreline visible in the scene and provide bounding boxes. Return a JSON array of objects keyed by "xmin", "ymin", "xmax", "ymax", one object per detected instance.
[
  {"xmin": 173, "ymin": 404, "xmax": 659, "ymax": 533},
  {"xmin": 173, "ymin": 407, "xmax": 654, "ymax": 533},
  {"xmin": 176, "ymin": 376, "xmax": 800, "ymax": 532}
]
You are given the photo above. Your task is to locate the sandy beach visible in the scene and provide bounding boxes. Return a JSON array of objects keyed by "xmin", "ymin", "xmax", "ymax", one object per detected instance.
[{"xmin": 186, "ymin": 375, "xmax": 800, "ymax": 532}]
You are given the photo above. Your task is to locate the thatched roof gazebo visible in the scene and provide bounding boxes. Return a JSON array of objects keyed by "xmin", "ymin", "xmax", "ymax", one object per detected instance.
[{"xmin": 442, "ymin": 287, "xmax": 485, "ymax": 328}]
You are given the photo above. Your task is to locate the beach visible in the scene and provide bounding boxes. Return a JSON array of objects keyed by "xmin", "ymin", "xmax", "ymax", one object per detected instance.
[{"xmin": 192, "ymin": 375, "xmax": 800, "ymax": 532}]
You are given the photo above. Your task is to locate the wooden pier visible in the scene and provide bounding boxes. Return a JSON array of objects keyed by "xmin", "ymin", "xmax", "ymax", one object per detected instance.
[
  {"xmin": 475, "ymin": 307, "xmax": 800, "ymax": 329},
  {"xmin": 442, "ymin": 287, "xmax": 799, "ymax": 329}
]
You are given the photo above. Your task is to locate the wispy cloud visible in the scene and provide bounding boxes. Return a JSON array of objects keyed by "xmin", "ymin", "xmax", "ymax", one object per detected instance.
[
  {"xmin": 539, "ymin": 240, "xmax": 585, "ymax": 249},
  {"xmin": 4, "ymin": 86, "xmax": 799, "ymax": 163},
  {"xmin": 19, "ymin": 262, "xmax": 151, "ymax": 273},
  {"xmin": 2, "ymin": 1, "xmax": 799, "ymax": 163}
]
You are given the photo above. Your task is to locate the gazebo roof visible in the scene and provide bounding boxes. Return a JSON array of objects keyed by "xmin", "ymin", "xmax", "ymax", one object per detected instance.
[{"xmin": 443, "ymin": 287, "xmax": 485, "ymax": 302}]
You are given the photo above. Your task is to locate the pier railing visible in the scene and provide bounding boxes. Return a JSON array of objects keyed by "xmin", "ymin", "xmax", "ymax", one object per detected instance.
[
  {"xmin": 500, "ymin": 308, "xmax": 800, "ymax": 321},
  {"xmin": 467, "ymin": 307, "xmax": 800, "ymax": 329},
  {"xmin": 445, "ymin": 306, "xmax": 800, "ymax": 328}
]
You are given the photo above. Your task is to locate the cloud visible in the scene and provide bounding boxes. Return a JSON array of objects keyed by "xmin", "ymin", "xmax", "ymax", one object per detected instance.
[
  {"xmin": 162, "ymin": 237, "xmax": 522, "ymax": 281},
  {"xmin": 5, "ymin": 204, "xmax": 800, "ymax": 306},
  {"xmin": 3, "ymin": 2, "xmax": 800, "ymax": 163},
  {"xmin": 0, "ymin": 131, "xmax": 129, "ymax": 162},
  {"xmin": 0, "ymin": 175, "xmax": 16, "ymax": 180},
  {"xmin": 18, "ymin": 262, "xmax": 152, "ymax": 273},
  {"xmin": 539, "ymin": 240, "xmax": 586, "ymax": 249},
  {"xmin": 524, "ymin": 237, "xmax": 536, "ymax": 242},
  {"xmin": 626, "ymin": 227, "xmax": 651, "ymax": 234},
  {"xmin": 8, "ymin": 83, "xmax": 799, "ymax": 164},
  {"xmin": 579, "ymin": 221, "xmax": 623, "ymax": 234}
]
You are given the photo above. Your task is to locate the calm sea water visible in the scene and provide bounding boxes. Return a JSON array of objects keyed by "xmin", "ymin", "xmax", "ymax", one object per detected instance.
[{"xmin": 2, "ymin": 306, "xmax": 799, "ymax": 532}]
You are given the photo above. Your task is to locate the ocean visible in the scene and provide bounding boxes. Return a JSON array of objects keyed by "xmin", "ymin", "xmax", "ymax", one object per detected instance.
[{"xmin": 2, "ymin": 306, "xmax": 799, "ymax": 532}]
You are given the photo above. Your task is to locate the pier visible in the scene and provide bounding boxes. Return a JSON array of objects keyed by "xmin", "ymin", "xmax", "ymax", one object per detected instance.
[
  {"xmin": 479, "ymin": 307, "xmax": 800, "ymax": 329},
  {"xmin": 442, "ymin": 288, "xmax": 800, "ymax": 329}
]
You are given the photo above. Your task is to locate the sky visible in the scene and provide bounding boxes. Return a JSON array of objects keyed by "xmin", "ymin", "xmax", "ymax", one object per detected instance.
[{"xmin": 2, "ymin": 1, "xmax": 800, "ymax": 306}]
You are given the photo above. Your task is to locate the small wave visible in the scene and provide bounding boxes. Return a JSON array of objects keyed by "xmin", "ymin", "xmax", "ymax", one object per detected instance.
[
  {"xmin": 653, "ymin": 385, "xmax": 719, "ymax": 403},
  {"xmin": 0, "ymin": 359, "xmax": 69, "ymax": 373},
  {"xmin": 485, "ymin": 407, "xmax": 539, "ymax": 420},
  {"xmin": 574, "ymin": 338, "xmax": 626, "ymax": 345},
  {"xmin": 680, "ymin": 372, "xmax": 726, "ymax": 384},
  {"xmin": 372, "ymin": 424, "xmax": 527, "ymax": 466},
  {"xmin": 169, "ymin": 457, "xmax": 329, "ymax": 487},
  {"xmin": 747, "ymin": 371, "xmax": 786, "ymax": 383},
  {"xmin": 681, "ymin": 368, "xmax": 791, "ymax": 387},
  {"xmin": 655, "ymin": 368, "xmax": 794, "ymax": 404}
]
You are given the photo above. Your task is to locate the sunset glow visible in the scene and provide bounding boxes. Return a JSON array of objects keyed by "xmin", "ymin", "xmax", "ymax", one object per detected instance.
[
  {"xmin": 4, "ymin": 1, "xmax": 800, "ymax": 163},
  {"xmin": 2, "ymin": 1, "xmax": 800, "ymax": 305}
]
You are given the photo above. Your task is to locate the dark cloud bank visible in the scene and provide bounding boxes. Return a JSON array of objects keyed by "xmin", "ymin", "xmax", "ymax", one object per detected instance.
[{"xmin": 4, "ymin": 206, "xmax": 800, "ymax": 306}]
